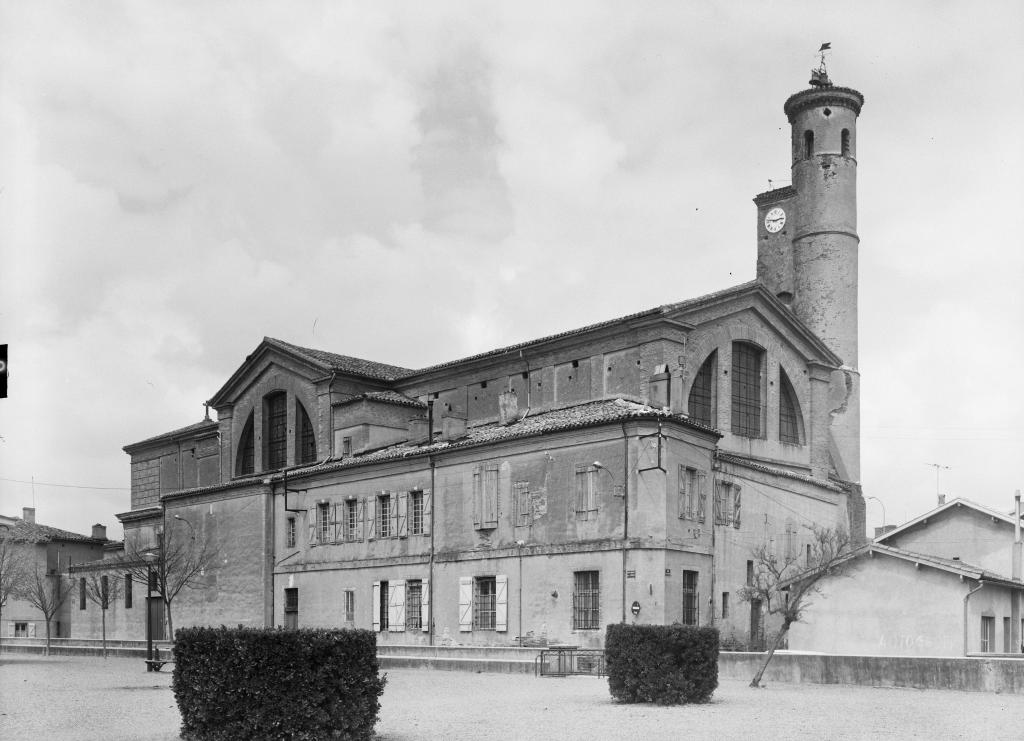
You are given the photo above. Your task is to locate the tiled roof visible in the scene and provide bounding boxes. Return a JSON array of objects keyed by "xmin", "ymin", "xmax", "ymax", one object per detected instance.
[
  {"xmin": 123, "ymin": 419, "xmax": 218, "ymax": 452},
  {"xmin": 715, "ymin": 451, "xmax": 846, "ymax": 493},
  {"xmin": 875, "ymin": 498, "xmax": 1023, "ymax": 544},
  {"xmin": 265, "ymin": 337, "xmax": 412, "ymax": 381},
  {"xmin": 280, "ymin": 398, "xmax": 720, "ymax": 480},
  {"xmin": 335, "ymin": 391, "xmax": 427, "ymax": 409},
  {"xmin": 861, "ymin": 544, "xmax": 1024, "ymax": 588},
  {"xmin": 6, "ymin": 520, "xmax": 106, "ymax": 545}
]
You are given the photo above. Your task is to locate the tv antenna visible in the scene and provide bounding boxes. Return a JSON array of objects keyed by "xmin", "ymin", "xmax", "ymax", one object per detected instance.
[{"xmin": 924, "ymin": 462, "xmax": 951, "ymax": 504}]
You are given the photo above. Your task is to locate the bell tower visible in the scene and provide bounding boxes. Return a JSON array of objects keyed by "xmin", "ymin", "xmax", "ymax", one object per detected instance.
[{"xmin": 756, "ymin": 60, "xmax": 864, "ymax": 484}]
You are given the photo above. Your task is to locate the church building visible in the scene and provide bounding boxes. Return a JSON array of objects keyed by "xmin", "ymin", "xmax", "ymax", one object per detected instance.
[{"xmin": 87, "ymin": 67, "xmax": 868, "ymax": 649}]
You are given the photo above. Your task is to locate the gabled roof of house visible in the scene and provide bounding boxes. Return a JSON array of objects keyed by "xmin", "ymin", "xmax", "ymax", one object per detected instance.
[
  {"xmin": 859, "ymin": 543, "xmax": 1024, "ymax": 589},
  {"xmin": 874, "ymin": 498, "xmax": 1022, "ymax": 545},
  {"xmin": 334, "ymin": 390, "xmax": 427, "ymax": 409},
  {"xmin": 264, "ymin": 337, "xmax": 413, "ymax": 381},
  {"xmin": 123, "ymin": 418, "xmax": 219, "ymax": 454},
  {"xmin": 3, "ymin": 519, "xmax": 107, "ymax": 545}
]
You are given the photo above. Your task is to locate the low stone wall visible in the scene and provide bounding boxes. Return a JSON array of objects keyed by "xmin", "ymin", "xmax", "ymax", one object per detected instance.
[{"xmin": 719, "ymin": 651, "xmax": 1024, "ymax": 694}]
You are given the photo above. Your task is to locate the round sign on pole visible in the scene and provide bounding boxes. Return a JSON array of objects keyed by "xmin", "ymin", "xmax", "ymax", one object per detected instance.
[{"xmin": 630, "ymin": 600, "xmax": 641, "ymax": 616}]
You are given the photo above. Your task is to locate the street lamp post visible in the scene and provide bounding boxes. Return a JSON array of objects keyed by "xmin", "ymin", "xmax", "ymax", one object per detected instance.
[{"xmin": 142, "ymin": 550, "xmax": 159, "ymax": 671}]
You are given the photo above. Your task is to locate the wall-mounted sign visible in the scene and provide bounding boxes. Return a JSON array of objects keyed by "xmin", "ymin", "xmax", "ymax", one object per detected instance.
[
  {"xmin": 626, "ymin": 570, "xmax": 636, "ymax": 579},
  {"xmin": 665, "ymin": 569, "xmax": 671, "ymax": 576},
  {"xmin": 631, "ymin": 601, "xmax": 641, "ymax": 616}
]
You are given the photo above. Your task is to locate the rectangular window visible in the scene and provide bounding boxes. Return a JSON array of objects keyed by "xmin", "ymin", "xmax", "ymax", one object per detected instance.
[
  {"xmin": 284, "ymin": 587, "xmax": 298, "ymax": 630},
  {"xmin": 410, "ymin": 491, "xmax": 424, "ymax": 535},
  {"xmin": 379, "ymin": 581, "xmax": 389, "ymax": 631},
  {"xmin": 473, "ymin": 465, "xmax": 499, "ymax": 529},
  {"xmin": 678, "ymin": 466, "xmax": 705, "ymax": 521},
  {"xmin": 14, "ymin": 622, "xmax": 28, "ymax": 638},
  {"xmin": 514, "ymin": 481, "xmax": 531, "ymax": 527},
  {"xmin": 722, "ymin": 592, "xmax": 729, "ymax": 620},
  {"xmin": 473, "ymin": 576, "xmax": 497, "ymax": 630},
  {"xmin": 344, "ymin": 589, "xmax": 355, "ymax": 623},
  {"xmin": 682, "ymin": 570, "xmax": 699, "ymax": 626},
  {"xmin": 981, "ymin": 616, "xmax": 995, "ymax": 653},
  {"xmin": 124, "ymin": 574, "xmax": 133, "ymax": 609},
  {"xmin": 714, "ymin": 481, "xmax": 741, "ymax": 528},
  {"xmin": 346, "ymin": 499, "xmax": 358, "ymax": 540},
  {"xmin": 267, "ymin": 392, "xmax": 288, "ymax": 470},
  {"xmin": 746, "ymin": 560, "xmax": 754, "ymax": 585},
  {"xmin": 1004, "ymin": 617, "xmax": 1012, "ymax": 653},
  {"xmin": 574, "ymin": 464, "xmax": 598, "ymax": 519},
  {"xmin": 377, "ymin": 493, "xmax": 392, "ymax": 538},
  {"xmin": 317, "ymin": 502, "xmax": 330, "ymax": 544},
  {"xmin": 407, "ymin": 580, "xmax": 423, "ymax": 630},
  {"xmin": 731, "ymin": 342, "xmax": 763, "ymax": 437},
  {"xmin": 342, "ymin": 437, "xmax": 352, "ymax": 456},
  {"xmin": 79, "ymin": 577, "xmax": 86, "ymax": 610},
  {"xmin": 573, "ymin": 571, "xmax": 600, "ymax": 630},
  {"xmin": 286, "ymin": 517, "xmax": 296, "ymax": 548},
  {"xmin": 100, "ymin": 575, "xmax": 109, "ymax": 610}
]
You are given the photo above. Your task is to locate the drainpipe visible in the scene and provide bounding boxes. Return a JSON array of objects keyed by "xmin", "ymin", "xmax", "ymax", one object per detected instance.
[
  {"xmin": 1014, "ymin": 492, "xmax": 1022, "ymax": 652},
  {"xmin": 964, "ymin": 580, "xmax": 985, "ymax": 655},
  {"xmin": 428, "ymin": 455, "xmax": 436, "ymax": 646},
  {"xmin": 621, "ymin": 423, "xmax": 629, "ymax": 623}
]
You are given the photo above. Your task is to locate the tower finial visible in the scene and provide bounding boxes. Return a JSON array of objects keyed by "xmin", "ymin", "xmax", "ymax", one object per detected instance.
[{"xmin": 809, "ymin": 42, "xmax": 832, "ymax": 87}]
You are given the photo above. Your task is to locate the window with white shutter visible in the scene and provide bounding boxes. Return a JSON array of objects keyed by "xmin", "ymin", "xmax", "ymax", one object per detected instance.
[
  {"xmin": 495, "ymin": 574, "xmax": 508, "ymax": 633},
  {"xmin": 458, "ymin": 577, "xmax": 473, "ymax": 632},
  {"xmin": 389, "ymin": 579, "xmax": 405, "ymax": 632}
]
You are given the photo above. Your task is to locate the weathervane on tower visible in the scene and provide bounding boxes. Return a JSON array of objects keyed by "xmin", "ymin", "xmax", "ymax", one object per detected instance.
[{"xmin": 809, "ymin": 42, "xmax": 832, "ymax": 87}]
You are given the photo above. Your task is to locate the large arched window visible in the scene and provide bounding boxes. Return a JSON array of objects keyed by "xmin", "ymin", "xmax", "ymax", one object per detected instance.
[
  {"xmin": 731, "ymin": 342, "xmax": 764, "ymax": 438},
  {"xmin": 687, "ymin": 351, "xmax": 717, "ymax": 426},
  {"xmin": 265, "ymin": 391, "xmax": 288, "ymax": 470},
  {"xmin": 237, "ymin": 412, "xmax": 255, "ymax": 476},
  {"xmin": 297, "ymin": 402, "xmax": 316, "ymax": 464},
  {"xmin": 778, "ymin": 369, "xmax": 804, "ymax": 445}
]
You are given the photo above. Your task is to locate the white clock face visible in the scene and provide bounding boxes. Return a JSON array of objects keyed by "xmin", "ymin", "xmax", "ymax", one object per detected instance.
[{"xmin": 764, "ymin": 207, "xmax": 786, "ymax": 233}]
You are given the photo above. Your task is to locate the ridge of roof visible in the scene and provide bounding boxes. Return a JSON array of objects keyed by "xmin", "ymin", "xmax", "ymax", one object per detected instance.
[
  {"xmin": 875, "ymin": 497, "xmax": 1022, "ymax": 544},
  {"xmin": 863, "ymin": 543, "xmax": 1023, "ymax": 587},
  {"xmin": 716, "ymin": 451, "xmax": 845, "ymax": 493},
  {"xmin": 6, "ymin": 519, "xmax": 107, "ymax": 545},
  {"xmin": 264, "ymin": 337, "xmax": 412, "ymax": 381},
  {"xmin": 334, "ymin": 390, "xmax": 427, "ymax": 409},
  {"xmin": 123, "ymin": 418, "xmax": 218, "ymax": 453}
]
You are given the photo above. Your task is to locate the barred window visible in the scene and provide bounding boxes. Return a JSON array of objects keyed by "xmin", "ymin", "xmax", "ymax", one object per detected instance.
[
  {"xmin": 124, "ymin": 574, "xmax": 133, "ymax": 609},
  {"xmin": 297, "ymin": 403, "xmax": 316, "ymax": 464},
  {"xmin": 407, "ymin": 580, "xmax": 423, "ymax": 630},
  {"xmin": 266, "ymin": 392, "xmax": 288, "ymax": 470},
  {"xmin": 410, "ymin": 491, "xmax": 424, "ymax": 535},
  {"xmin": 688, "ymin": 352, "xmax": 716, "ymax": 426},
  {"xmin": 79, "ymin": 578, "xmax": 86, "ymax": 610},
  {"xmin": 473, "ymin": 576, "xmax": 496, "ymax": 630},
  {"xmin": 731, "ymin": 342, "xmax": 764, "ymax": 437},
  {"xmin": 237, "ymin": 412, "xmax": 255, "ymax": 476},
  {"xmin": 573, "ymin": 571, "xmax": 600, "ymax": 630},
  {"xmin": 344, "ymin": 589, "xmax": 355, "ymax": 623},
  {"xmin": 682, "ymin": 570, "xmax": 699, "ymax": 626},
  {"xmin": 100, "ymin": 575, "xmax": 109, "ymax": 610},
  {"xmin": 779, "ymin": 370, "xmax": 802, "ymax": 444}
]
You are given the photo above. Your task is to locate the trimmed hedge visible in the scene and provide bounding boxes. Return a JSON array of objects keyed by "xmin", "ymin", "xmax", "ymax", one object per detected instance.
[
  {"xmin": 172, "ymin": 627, "xmax": 386, "ymax": 741},
  {"xmin": 605, "ymin": 623, "xmax": 719, "ymax": 704}
]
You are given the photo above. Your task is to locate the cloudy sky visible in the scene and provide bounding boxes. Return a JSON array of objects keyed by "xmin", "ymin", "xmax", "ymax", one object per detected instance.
[{"xmin": 1, "ymin": 1, "xmax": 1021, "ymax": 541}]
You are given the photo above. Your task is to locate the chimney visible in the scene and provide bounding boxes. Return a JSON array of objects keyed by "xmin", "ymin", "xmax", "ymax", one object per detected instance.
[
  {"xmin": 441, "ymin": 413, "xmax": 467, "ymax": 442},
  {"xmin": 937, "ymin": 494, "xmax": 946, "ymax": 506},
  {"xmin": 92, "ymin": 524, "xmax": 107, "ymax": 541},
  {"xmin": 498, "ymin": 390, "xmax": 519, "ymax": 426},
  {"xmin": 873, "ymin": 524, "xmax": 897, "ymax": 539},
  {"xmin": 648, "ymin": 365, "xmax": 671, "ymax": 409},
  {"xmin": 407, "ymin": 417, "xmax": 429, "ymax": 445},
  {"xmin": 22, "ymin": 507, "xmax": 35, "ymax": 524}
]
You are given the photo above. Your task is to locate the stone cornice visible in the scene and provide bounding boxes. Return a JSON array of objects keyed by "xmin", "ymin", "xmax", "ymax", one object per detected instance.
[{"xmin": 784, "ymin": 86, "xmax": 864, "ymax": 122}]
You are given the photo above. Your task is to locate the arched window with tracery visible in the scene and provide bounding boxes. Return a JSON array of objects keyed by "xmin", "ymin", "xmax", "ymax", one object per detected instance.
[
  {"xmin": 297, "ymin": 402, "xmax": 316, "ymax": 464},
  {"xmin": 237, "ymin": 412, "xmax": 255, "ymax": 476},
  {"xmin": 687, "ymin": 351, "xmax": 717, "ymax": 427},
  {"xmin": 778, "ymin": 369, "xmax": 804, "ymax": 445}
]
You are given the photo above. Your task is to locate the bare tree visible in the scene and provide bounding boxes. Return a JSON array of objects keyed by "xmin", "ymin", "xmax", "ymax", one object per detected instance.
[
  {"xmin": 740, "ymin": 525, "xmax": 851, "ymax": 688},
  {"xmin": 123, "ymin": 521, "xmax": 218, "ymax": 640},
  {"xmin": 0, "ymin": 533, "xmax": 30, "ymax": 652},
  {"xmin": 18, "ymin": 563, "xmax": 74, "ymax": 655},
  {"xmin": 80, "ymin": 571, "xmax": 123, "ymax": 659}
]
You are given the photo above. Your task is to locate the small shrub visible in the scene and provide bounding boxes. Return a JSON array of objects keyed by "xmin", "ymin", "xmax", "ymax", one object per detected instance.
[
  {"xmin": 173, "ymin": 627, "xmax": 386, "ymax": 741},
  {"xmin": 605, "ymin": 623, "xmax": 718, "ymax": 704}
]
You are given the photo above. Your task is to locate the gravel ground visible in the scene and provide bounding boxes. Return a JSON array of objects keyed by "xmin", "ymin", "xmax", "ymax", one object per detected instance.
[{"xmin": 2, "ymin": 654, "xmax": 1022, "ymax": 740}]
